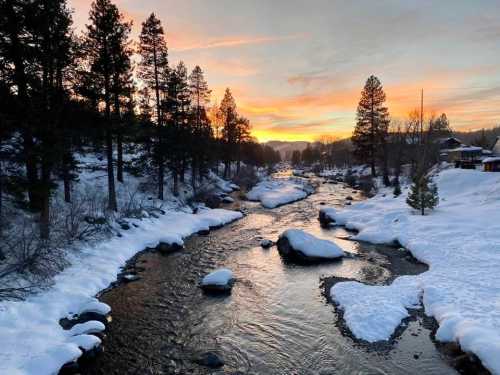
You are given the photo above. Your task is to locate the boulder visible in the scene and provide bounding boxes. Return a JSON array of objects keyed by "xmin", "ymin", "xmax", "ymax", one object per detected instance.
[
  {"xmin": 260, "ymin": 239, "xmax": 274, "ymax": 248},
  {"xmin": 194, "ymin": 351, "xmax": 225, "ymax": 368},
  {"xmin": 200, "ymin": 268, "xmax": 234, "ymax": 294},
  {"xmin": 318, "ymin": 207, "xmax": 336, "ymax": 227},
  {"xmin": 157, "ymin": 242, "xmax": 183, "ymax": 255},
  {"xmin": 277, "ymin": 229, "xmax": 344, "ymax": 263}
]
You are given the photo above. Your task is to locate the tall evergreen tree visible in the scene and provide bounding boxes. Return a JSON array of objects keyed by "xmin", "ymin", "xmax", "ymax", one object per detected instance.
[
  {"xmin": 220, "ymin": 88, "xmax": 238, "ymax": 178},
  {"xmin": 352, "ymin": 75, "xmax": 390, "ymax": 178},
  {"xmin": 138, "ymin": 13, "xmax": 168, "ymax": 199},
  {"xmin": 31, "ymin": 0, "xmax": 75, "ymax": 238},
  {"xmin": 189, "ymin": 65, "xmax": 211, "ymax": 188},
  {"xmin": 83, "ymin": 0, "xmax": 130, "ymax": 211}
]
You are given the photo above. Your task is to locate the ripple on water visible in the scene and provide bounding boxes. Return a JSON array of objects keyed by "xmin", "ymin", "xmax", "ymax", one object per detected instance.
[{"xmin": 83, "ymin": 179, "xmax": 458, "ymax": 375}]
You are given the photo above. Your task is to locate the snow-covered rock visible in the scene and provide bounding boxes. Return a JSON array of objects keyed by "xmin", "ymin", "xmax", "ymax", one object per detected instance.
[
  {"xmin": 246, "ymin": 178, "xmax": 313, "ymax": 208},
  {"xmin": 78, "ymin": 301, "xmax": 111, "ymax": 316},
  {"xmin": 277, "ymin": 229, "xmax": 344, "ymax": 262},
  {"xmin": 318, "ymin": 207, "xmax": 337, "ymax": 226},
  {"xmin": 222, "ymin": 196, "xmax": 234, "ymax": 203},
  {"xmin": 328, "ymin": 168, "xmax": 500, "ymax": 374},
  {"xmin": 201, "ymin": 268, "xmax": 234, "ymax": 293},
  {"xmin": 68, "ymin": 320, "xmax": 105, "ymax": 336}
]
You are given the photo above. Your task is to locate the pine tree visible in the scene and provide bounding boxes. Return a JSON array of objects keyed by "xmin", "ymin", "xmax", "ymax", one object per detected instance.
[
  {"xmin": 220, "ymin": 88, "xmax": 238, "ymax": 178},
  {"xmin": 352, "ymin": 75, "xmax": 390, "ymax": 178},
  {"xmin": 406, "ymin": 173, "xmax": 439, "ymax": 215},
  {"xmin": 83, "ymin": 0, "xmax": 130, "ymax": 211},
  {"xmin": 189, "ymin": 65, "xmax": 211, "ymax": 188},
  {"xmin": 138, "ymin": 13, "xmax": 169, "ymax": 199}
]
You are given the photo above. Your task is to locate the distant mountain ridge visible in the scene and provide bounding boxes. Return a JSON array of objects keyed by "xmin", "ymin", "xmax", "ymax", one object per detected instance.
[{"xmin": 264, "ymin": 141, "xmax": 310, "ymax": 159}]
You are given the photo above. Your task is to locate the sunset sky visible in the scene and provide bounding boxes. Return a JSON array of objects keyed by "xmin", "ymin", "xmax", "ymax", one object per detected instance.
[{"xmin": 69, "ymin": 0, "xmax": 500, "ymax": 142}]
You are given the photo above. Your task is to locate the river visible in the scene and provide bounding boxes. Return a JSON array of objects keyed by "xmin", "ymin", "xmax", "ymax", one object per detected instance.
[{"xmin": 80, "ymin": 176, "xmax": 461, "ymax": 375}]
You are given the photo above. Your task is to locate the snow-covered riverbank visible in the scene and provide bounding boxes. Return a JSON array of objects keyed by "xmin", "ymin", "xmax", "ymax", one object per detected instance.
[
  {"xmin": 327, "ymin": 168, "xmax": 500, "ymax": 374},
  {"xmin": 0, "ymin": 207, "xmax": 242, "ymax": 375}
]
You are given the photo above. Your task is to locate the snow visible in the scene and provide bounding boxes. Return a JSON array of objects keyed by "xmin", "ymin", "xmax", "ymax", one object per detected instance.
[
  {"xmin": 201, "ymin": 268, "xmax": 234, "ymax": 286},
  {"xmin": 328, "ymin": 168, "xmax": 500, "ymax": 374},
  {"xmin": 246, "ymin": 177, "xmax": 313, "ymax": 208},
  {"xmin": 222, "ymin": 196, "xmax": 235, "ymax": 203},
  {"xmin": 0, "ymin": 207, "xmax": 243, "ymax": 375},
  {"xmin": 78, "ymin": 301, "xmax": 111, "ymax": 316},
  {"xmin": 319, "ymin": 207, "xmax": 337, "ymax": 222},
  {"xmin": 482, "ymin": 157, "xmax": 500, "ymax": 163},
  {"xmin": 280, "ymin": 229, "xmax": 344, "ymax": 259},
  {"xmin": 68, "ymin": 321, "xmax": 105, "ymax": 336}
]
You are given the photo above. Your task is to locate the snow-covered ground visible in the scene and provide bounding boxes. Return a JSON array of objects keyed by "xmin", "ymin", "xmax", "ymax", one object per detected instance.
[
  {"xmin": 0, "ymin": 207, "xmax": 242, "ymax": 375},
  {"xmin": 246, "ymin": 177, "xmax": 314, "ymax": 208},
  {"xmin": 0, "ymin": 149, "xmax": 245, "ymax": 375},
  {"xmin": 327, "ymin": 168, "xmax": 500, "ymax": 374}
]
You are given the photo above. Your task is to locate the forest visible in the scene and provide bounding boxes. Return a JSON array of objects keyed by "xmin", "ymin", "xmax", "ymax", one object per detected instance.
[{"xmin": 0, "ymin": 0, "xmax": 281, "ymax": 297}]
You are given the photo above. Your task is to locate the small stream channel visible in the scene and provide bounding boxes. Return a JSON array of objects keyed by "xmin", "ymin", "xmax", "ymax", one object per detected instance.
[{"xmin": 80, "ymin": 176, "xmax": 467, "ymax": 375}]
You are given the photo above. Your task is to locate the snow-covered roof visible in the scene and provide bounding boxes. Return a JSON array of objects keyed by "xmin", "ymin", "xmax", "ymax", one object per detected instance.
[
  {"xmin": 442, "ymin": 146, "xmax": 483, "ymax": 153},
  {"xmin": 482, "ymin": 157, "xmax": 500, "ymax": 163},
  {"xmin": 437, "ymin": 136, "xmax": 462, "ymax": 144}
]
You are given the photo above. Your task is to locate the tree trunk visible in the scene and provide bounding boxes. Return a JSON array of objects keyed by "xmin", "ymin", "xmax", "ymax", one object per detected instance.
[
  {"xmin": 158, "ymin": 156, "xmax": 164, "ymax": 200},
  {"xmin": 114, "ymin": 83, "xmax": 123, "ymax": 183},
  {"xmin": 106, "ymin": 127, "xmax": 117, "ymax": 211},
  {"xmin": 62, "ymin": 156, "xmax": 71, "ymax": 203},
  {"xmin": 105, "ymin": 60, "xmax": 117, "ymax": 211},
  {"xmin": 191, "ymin": 159, "xmax": 196, "ymax": 192},
  {"xmin": 117, "ymin": 130, "xmax": 123, "ymax": 183},
  {"xmin": 173, "ymin": 171, "xmax": 179, "ymax": 196},
  {"xmin": 180, "ymin": 160, "xmax": 185, "ymax": 183},
  {"xmin": 62, "ymin": 130, "xmax": 71, "ymax": 203},
  {"xmin": 39, "ymin": 158, "xmax": 51, "ymax": 239}
]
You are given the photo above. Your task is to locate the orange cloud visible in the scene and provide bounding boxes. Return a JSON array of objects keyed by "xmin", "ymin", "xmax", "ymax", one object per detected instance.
[{"xmin": 170, "ymin": 34, "xmax": 306, "ymax": 52}]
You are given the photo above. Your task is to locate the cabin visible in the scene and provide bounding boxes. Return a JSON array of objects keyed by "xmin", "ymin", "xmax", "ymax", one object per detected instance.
[
  {"xmin": 438, "ymin": 137, "xmax": 463, "ymax": 151},
  {"xmin": 483, "ymin": 157, "xmax": 500, "ymax": 172},
  {"xmin": 439, "ymin": 137, "xmax": 483, "ymax": 168},
  {"xmin": 482, "ymin": 137, "xmax": 500, "ymax": 172}
]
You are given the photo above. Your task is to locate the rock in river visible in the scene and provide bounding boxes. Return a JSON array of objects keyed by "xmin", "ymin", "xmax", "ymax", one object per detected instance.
[
  {"xmin": 277, "ymin": 229, "xmax": 344, "ymax": 263},
  {"xmin": 194, "ymin": 351, "xmax": 225, "ymax": 368},
  {"xmin": 260, "ymin": 239, "xmax": 274, "ymax": 248},
  {"xmin": 200, "ymin": 268, "xmax": 234, "ymax": 294}
]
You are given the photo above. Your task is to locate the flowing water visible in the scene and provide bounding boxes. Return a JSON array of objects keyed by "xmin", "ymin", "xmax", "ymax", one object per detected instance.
[{"xmin": 81, "ymin": 177, "xmax": 459, "ymax": 375}]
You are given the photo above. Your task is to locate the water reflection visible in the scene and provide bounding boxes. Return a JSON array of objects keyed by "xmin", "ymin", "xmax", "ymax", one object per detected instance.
[{"xmin": 83, "ymin": 178, "xmax": 457, "ymax": 375}]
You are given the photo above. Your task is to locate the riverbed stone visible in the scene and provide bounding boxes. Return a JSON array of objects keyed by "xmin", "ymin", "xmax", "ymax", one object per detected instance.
[
  {"xmin": 260, "ymin": 239, "xmax": 274, "ymax": 248},
  {"xmin": 194, "ymin": 351, "xmax": 225, "ymax": 368},
  {"xmin": 157, "ymin": 242, "xmax": 183, "ymax": 254}
]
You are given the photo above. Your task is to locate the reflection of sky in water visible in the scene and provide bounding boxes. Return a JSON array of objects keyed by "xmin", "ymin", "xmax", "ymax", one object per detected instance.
[{"xmin": 191, "ymin": 179, "xmax": 454, "ymax": 374}]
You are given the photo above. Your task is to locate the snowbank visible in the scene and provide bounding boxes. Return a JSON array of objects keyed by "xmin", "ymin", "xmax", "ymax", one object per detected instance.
[
  {"xmin": 246, "ymin": 178, "xmax": 313, "ymax": 208},
  {"xmin": 0, "ymin": 208, "xmax": 242, "ymax": 375},
  {"xmin": 278, "ymin": 229, "xmax": 344, "ymax": 259},
  {"xmin": 328, "ymin": 168, "xmax": 500, "ymax": 374}
]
